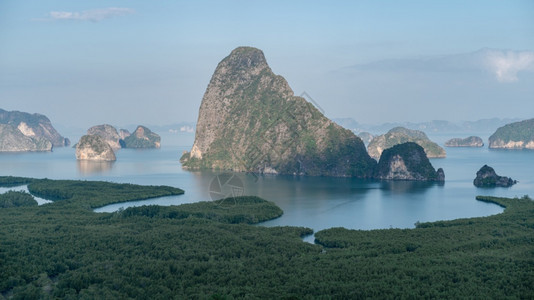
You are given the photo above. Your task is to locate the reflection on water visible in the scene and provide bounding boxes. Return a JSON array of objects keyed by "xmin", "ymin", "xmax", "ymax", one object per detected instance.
[
  {"xmin": 77, "ymin": 160, "xmax": 115, "ymax": 174},
  {"xmin": 1, "ymin": 143, "xmax": 531, "ymax": 233},
  {"xmin": 379, "ymin": 180, "xmax": 443, "ymax": 194}
]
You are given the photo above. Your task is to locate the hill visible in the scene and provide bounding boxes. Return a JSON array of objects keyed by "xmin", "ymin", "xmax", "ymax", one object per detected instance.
[
  {"xmin": 180, "ymin": 47, "xmax": 376, "ymax": 177},
  {"xmin": 367, "ymin": 127, "xmax": 446, "ymax": 159}
]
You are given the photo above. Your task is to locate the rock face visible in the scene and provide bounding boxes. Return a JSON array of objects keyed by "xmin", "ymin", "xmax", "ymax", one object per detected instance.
[
  {"xmin": 119, "ymin": 129, "xmax": 131, "ymax": 140},
  {"xmin": 75, "ymin": 135, "xmax": 116, "ymax": 161},
  {"xmin": 0, "ymin": 124, "xmax": 53, "ymax": 152},
  {"xmin": 445, "ymin": 136, "xmax": 484, "ymax": 147},
  {"xmin": 367, "ymin": 127, "xmax": 446, "ymax": 160},
  {"xmin": 180, "ymin": 46, "xmax": 376, "ymax": 177},
  {"xmin": 357, "ymin": 132, "xmax": 374, "ymax": 145},
  {"xmin": 0, "ymin": 109, "xmax": 69, "ymax": 150},
  {"xmin": 87, "ymin": 124, "xmax": 122, "ymax": 150},
  {"xmin": 375, "ymin": 142, "xmax": 445, "ymax": 181},
  {"xmin": 489, "ymin": 118, "xmax": 534, "ymax": 149},
  {"xmin": 473, "ymin": 165, "xmax": 516, "ymax": 187},
  {"xmin": 123, "ymin": 126, "xmax": 161, "ymax": 148}
]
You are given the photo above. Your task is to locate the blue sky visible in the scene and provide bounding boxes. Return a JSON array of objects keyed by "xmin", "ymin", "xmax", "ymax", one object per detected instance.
[{"xmin": 1, "ymin": 1, "xmax": 533, "ymax": 129}]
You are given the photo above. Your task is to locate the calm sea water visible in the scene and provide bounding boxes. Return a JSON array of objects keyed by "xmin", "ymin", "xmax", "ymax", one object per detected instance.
[{"xmin": 1, "ymin": 132, "xmax": 532, "ymax": 235}]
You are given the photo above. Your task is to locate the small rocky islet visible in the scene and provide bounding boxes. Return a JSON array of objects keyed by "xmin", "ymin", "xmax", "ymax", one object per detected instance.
[
  {"xmin": 87, "ymin": 124, "xmax": 123, "ymax": 151},
  {"xmin": 445, "ymin": 136, "xmax": 484, "ymax": 147},
  {"xmin": 75, "ymin": 135, "xmax": 116, "ymax": 161},
  {"xmin": 473, "ymin": 165, "xmax": 517, "ymax": 187},
  {"xmin": 75, "ymin": 124, "xmax": 161, "ymax": 161}
]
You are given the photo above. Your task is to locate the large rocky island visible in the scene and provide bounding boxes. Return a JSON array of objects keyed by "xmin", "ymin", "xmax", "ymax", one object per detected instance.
[
  {"xmin": 367, "ymin": 127, "xmax": 446, "ymax": 159},
  {"xmin": 0, "ymin": 124, "xmax": 52, "ymax": 152},
  {"xmin": 488, "ymin": 118, "xmax": 534, "ymax": 149},
  {"xmin": 180, "ymin": 47, "xmax": 444, "ymax": 181},
  {"xmin": 0, "ymin": 109, "xmax": 69, "ymax": 152},
  {"xmin": 180, "ymin": 47, "xmax": 377, "ymax": 177},
  {"xmin": 445, "ymin": 136, "xmax": 484, "ymax": 147}
]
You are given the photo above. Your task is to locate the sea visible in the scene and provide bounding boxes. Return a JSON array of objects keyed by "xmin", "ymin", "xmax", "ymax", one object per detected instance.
[{"xmin": 1, "ymin": 131, "xmax": 532, "ymax": 240}]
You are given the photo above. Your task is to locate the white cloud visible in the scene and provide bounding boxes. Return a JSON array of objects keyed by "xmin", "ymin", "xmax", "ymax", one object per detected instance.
[
  {"xmin": 344, "ymin": 48, "xmax": 534, "ymax": 83},
  {"xmin": 483, "ymin": 49, "xmax": 534, "ymax": 82},
  {"xmin": 48, "ymin": 7, "xmax": 134, "ymax": 22}
]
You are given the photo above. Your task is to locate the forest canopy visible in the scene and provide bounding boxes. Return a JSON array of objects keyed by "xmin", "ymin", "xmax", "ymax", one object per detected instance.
[{"xmin": 0, "ymin": 177, "xmax": 532, "ymax": 299}]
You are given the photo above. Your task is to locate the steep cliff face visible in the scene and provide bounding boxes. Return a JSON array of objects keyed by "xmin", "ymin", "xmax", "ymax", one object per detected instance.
[
  {"xmin": 473, "ymin": 165, "xmax": 516, "ymax": 187},
  {"xmin": 119, "ymin": 129, "xmax": 131, "ymax": 140},
  {"xmin": 0, "ymin": 124, "xmax": 52, "ymax": 152},
  {"xmin": 368, "ymin": 127, "xmax": 446, "ymax": 159},
  {"xmin": 375, "ymin": 142, "xmax": 444, "ymax": 181},
  {"xmin": 180, "ymin": 47, "xmax": 376, "ymax": 177},
  {"xmin": 87, "ymin": 124, "xmax": 122, "ymax": 150},
  {"xmin": 0, "ymin": 109, "xmax": 69, "ymax": 147},
  {"xmin": 445, "ymin": 136, "xmax": 484, "ymax": 147},
  {"xmin": 489, "ymin": 118, "xmax": 534, "ymax": 149},
  {"xmin": 123, "ymin": 126, "xmax": 161, "ymax": 148},
  {"xmin": 75, "ymin": 135, "xmax": 116, "ymax": 161}
]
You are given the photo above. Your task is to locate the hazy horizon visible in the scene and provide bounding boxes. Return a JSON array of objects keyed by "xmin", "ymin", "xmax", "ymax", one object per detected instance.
[{"xmin": 1, "ymin": 1, "xmax": 533, "ymax": 129}]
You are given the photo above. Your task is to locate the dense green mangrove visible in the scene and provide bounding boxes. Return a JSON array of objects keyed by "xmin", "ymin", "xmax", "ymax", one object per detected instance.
[{"xmin": 0, "ymin": 176, "xmax": 532, "ymax": 299}]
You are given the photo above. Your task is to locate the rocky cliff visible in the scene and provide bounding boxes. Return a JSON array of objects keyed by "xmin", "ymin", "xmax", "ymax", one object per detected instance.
[
  {"xmin": 0, "ymin": 124, "xmax": 52, "ymax": 152},
  {"xmin": 75, "ymin": 135, "xmax": 116, "ymax": 161},
  {"xmin": 367, "ymin": 127, "xmax": 446, "ymax": 159},
  {"xmin": 119, "ymin": 129, "xmax": 131, "ymax": 140},
  {"xmin": 445, "ymin": 136, "xmax": 484, "ymax": 147},
  {"xmin": 488, "ymin": 118, "xmax": 534, "ymax": 149},
  {"xmin": 180, "ymin": 46, "xmax": 376, "ymax": 177},
  {"xmin": 473, "ymin": 165, "xmax": 516, "ymax": 187},
  {"xmin": 356, "ymin": 132, "xmax": 374, "ymax": 145},
  {"xmin": 87, "ymin": 124, "xmax": 122, "ymax": 150},
  {"xmin": 375, "ymin": 142, "xmax": 444, "ymax": 181},
  {"xmin": 0, "ymin": 109, "xmax": 69, "ymax": 149},
  {"xmin": 123, "ymin": 126, "xmax": 161, "ymax": 148}
]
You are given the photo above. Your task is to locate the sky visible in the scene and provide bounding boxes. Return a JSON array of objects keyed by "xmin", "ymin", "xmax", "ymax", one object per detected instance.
[{"xmin": 1, "ymin": 1, "xmax": 533, "ymax": 130}]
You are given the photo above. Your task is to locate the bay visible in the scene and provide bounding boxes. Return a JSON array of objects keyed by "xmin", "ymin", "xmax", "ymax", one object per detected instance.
[{"xmin": 1, "ymin": 132, "xmax": 532, "ymax": 234}]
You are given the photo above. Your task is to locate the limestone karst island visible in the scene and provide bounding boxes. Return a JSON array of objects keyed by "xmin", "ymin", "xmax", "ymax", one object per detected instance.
[
  {"xmin": 181, "ymin": 47, "xmax": 443, "ymax": 181},
  {"xmin": 0, "ymin": 109, "xmax": 69, "ymax": 152},
  {"xmin": 76, "ymin": 124, "xmax": 161, "ymax": 161}
]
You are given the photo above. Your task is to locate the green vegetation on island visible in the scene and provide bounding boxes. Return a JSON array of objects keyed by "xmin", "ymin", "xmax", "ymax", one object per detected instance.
[
  {"xmin": 75, "ymin": 134, "xmax": 117, "ymax": 161},
  {"xmin": 0, "ymin": 191, "xmax": 37, "ymax": 208},
  {"xmin": 123, "ymin": 125, "xmax": 161, "ymax": 148},
  {"xmin": 180, "ymin": 47, "xmax": 376, "ymax": 177},
  {"xmin": 375, "ymin": 142, "xmax": 444, "ymax": 181},
  {"xmin": 473, "ymin": 165, "xmax": 517, "ymax": 187},
  {"xmin": 26, "ymin": 178, "xmax": 184, "ymax": 208},
  {"xmin": 0, "ymin": 176, "xmax": 532, "ymax": 298},
  {"xmin": 368, "ymin": 126, "xmax": 446, "ymax": 159},
  {"xmin": 445, "ymin": 136, "xmax": 484, "ymax": 147},
  {"xmin": 0, "ymin": 176, "xmax": 35, "ymax": 187},
  {"xmin": 119, "ymin": 196, "xmax": 283, "ymax": 225},
  {"xmin": 489, "ymin": 118, "xmax": 534, "ymax": 149}
]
